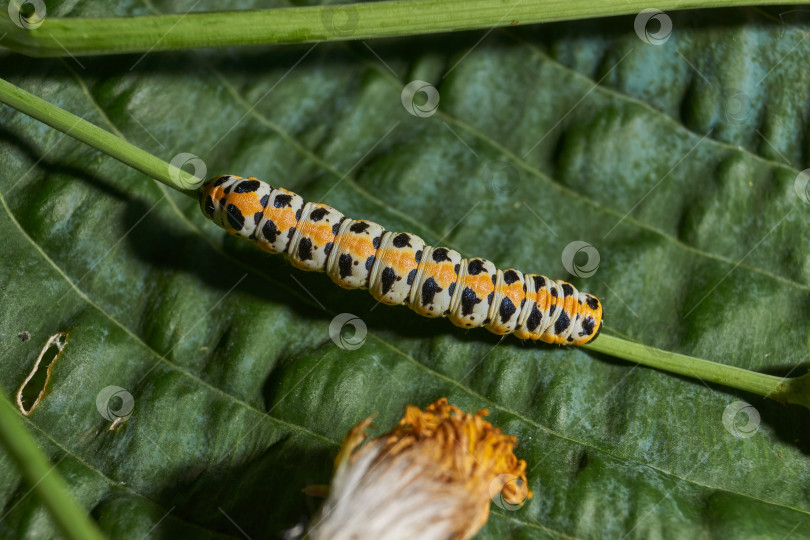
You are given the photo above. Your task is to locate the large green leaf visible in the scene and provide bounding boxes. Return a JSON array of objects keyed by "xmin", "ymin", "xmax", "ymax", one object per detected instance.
[{"xmin": 1, "ymin": 2, "xmax": 809, "ymax": 538}]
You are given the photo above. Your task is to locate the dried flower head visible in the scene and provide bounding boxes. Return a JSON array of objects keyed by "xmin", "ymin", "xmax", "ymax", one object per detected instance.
[{"xmin": 308, "ymin": 398, "xmax": 531, "ymax": 540}]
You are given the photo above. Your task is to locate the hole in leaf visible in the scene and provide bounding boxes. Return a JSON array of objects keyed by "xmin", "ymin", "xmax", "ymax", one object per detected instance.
[{"xmin": 16, "ymin": 332, "xmax": 68, "ymax": 416}]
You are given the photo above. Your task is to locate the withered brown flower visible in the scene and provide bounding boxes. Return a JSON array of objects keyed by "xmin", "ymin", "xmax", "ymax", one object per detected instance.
[{"xmin": 309, "ymin": 398, "xmax": 532, "ymax": 539}]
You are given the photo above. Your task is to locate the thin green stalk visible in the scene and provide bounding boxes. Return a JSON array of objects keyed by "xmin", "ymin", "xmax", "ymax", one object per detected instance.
[
  {"xmin": 0, "ymin": 76, "xmax": 807, "ymax": 411},
  {"xmin": 0, "ymin": 78, "xmax": 201, "ymax": 194},
  {"xmin": 0, "ymin": 0, "xmax": 804, "ymax": 58},
  {"xmin": 0, "ymin": 389, "xmax": 106, "ymax": 540},
  {"xmin": 585, "ymin": 335, "xmax": 810, "ymax": 409}
]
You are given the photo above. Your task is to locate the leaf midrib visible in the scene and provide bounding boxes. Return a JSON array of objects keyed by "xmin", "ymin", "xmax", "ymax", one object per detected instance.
[
  {"xmin": 62, "ymin": 57, "xmax": 810, "ymax": 515},
  {"xmin": 0, "ymin": 185, "xmax": 568, "ymax": 537},
  {"xmin": 4, "ymin": 164, "xmax": 808, "ymax": 520},
  {"xmin": 10, "ymin": 194, "xmax": 802, "ymax": 539}
]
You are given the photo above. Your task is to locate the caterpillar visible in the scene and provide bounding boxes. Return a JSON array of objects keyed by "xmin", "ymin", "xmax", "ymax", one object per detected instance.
[{"xmin": 199, "ymin": 175, "xmax": 603, "ymax": 345}]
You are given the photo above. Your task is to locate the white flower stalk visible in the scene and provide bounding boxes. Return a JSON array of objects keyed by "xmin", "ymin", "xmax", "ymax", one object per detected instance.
[{"xmin": 308, "ymin": 398, "xmax": 532, "ymax": 540}]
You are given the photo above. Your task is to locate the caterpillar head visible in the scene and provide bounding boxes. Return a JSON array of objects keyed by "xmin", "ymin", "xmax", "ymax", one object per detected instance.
[
  {"xmin": 199, "ymin": 175, "xmax": 241, "ymax": 226},
  {"xmin": 199, "ymin": 175, "xmax": 274, "ymax": 240},
  {"xmin": 575, "ymin": 294, "xmax": 603, "ymax": 345}
]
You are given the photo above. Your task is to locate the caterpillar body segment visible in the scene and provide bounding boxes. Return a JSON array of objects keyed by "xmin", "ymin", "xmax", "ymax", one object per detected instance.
[
  {"xmin": 369, "ymin": 232, "xmax": 425, "ymax": 305},
  {"xmin": 287, "ymin": 202, "xmax": 344, "ymax": 272},
  {"xmin": 200, "ymin": 175, "xmax": 603, "ymax": 345},
  {"xmin": 410, "ymin": 246, "xmax": 462, "ymax": 319},
  {"xmin": 259, "ymin": 188, "xmax": 305, "ymax": 255},
  {"xmin": 327, "ymin": 219, "xmax": 385, "ymax": 290}
]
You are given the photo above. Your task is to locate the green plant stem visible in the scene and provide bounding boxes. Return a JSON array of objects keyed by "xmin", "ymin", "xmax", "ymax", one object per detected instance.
[
  {"xmin": 585, "ymin": 335, "xmax": 810, "ymax": 409},
  {"xmin": 0, "ymin": 78, "xmax": 200, "ymax": 194},
  {"xmin": 0, "ymin": 76, "xmax": 806, "ymax": 410},
  {"xmin": 0, "ymin": 0, "xmax": 804, "ymax": 58},
  {"xmin": 0, "ymin": 389, "xmax": 106, "ymax": 540}
]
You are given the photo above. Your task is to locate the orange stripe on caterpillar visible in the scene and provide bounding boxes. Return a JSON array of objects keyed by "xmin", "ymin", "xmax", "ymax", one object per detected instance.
[{"xmin": 199, "ymin": 175, "xmax": 603, "ymax": 345}]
